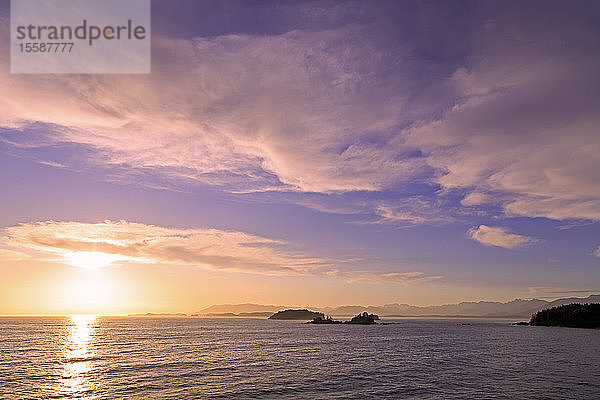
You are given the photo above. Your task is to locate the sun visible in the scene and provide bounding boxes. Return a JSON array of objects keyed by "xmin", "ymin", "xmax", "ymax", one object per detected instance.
[{"xmin": 63, "ymin": 251, "xmax": 123, "ymax": 269}]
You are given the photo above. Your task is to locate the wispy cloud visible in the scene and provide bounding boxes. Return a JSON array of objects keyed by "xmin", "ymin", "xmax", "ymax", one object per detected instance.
[
  {"xmin": 0, "ymin": 248, "xmax": 30, "ymax": 261},
  {"xmin": 528, "ymin": 286, "xmax": 599, "ymax": 296},
  {"xmin": 2, "ymin": 220, "xmax": 328, "ymax": 275},
  {"xmin": 367, "ymin": 196, "xmax": 454, "ymax": 226},
  {"xmin": 467, "ymin": 225, "xmax": 539, "ymax": 250},
  {"xmin": 2, "ymin": 220, "xmax": 443, "ymax": 285},
  {"xmin": 35, "ymin": 160, "xmax": 66, "ymax": 169},
  {"xmin": 326, "ymin": 269, "xmax": 442, "ymax": 284}
]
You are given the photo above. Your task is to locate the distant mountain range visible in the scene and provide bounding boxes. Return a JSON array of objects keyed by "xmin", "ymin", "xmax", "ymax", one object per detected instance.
[
  {"xmin": 195, "ymin": 295, "xmax": 600, "ymax": 318},
  {"xmin": 197, "ymin": 303, "xmax": 284, "ymax": 315}
]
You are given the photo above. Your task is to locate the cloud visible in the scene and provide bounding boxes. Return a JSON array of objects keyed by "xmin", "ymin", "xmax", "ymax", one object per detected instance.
[
  {"xmin": 593, "ymin": 246, "xmax": 600, "ymax": 258},
  {"xmin": 0, "ymin": 248, "xmax": 30, "ymax": 262},
  {"xmin": 0, "ymin": 29, "xmax": 426, "ymax": 194},
  {"xmin": 467, "ymin": 225, "xmax": 538, "ymax": 249},
  {"xmin": 406, "ymin": 33, "xmax": 600, "ymax": 221},
  {"xmin": 528, "ymin": 286, "xmax": 599, "ymax": 296},
  {"xmin": 461, "ymin": 192, "xmax": 491, "ymax": 207},
  {"xmin": 326, "ymin": 269, "xmax": 442, "ymax": 284},
  {"xmin": 2, "ymin": 220, "xmax": 328, "ymax": 275},
  {"xmin": 2, "ymin": 220, "xmax": 442, "ymax": 284},
  {"xmin": 1, "ymin": 3, "xmax": 599, "ymax": 222},
  {"xmin": 371, "ymin": 196, "xmax": 454, "ymax": 226}
]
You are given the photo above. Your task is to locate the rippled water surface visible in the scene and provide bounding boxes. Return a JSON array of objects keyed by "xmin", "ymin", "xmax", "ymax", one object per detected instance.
[{"xmin": 1, "ymin": 317, "xmax": 599, "ymax": 399}]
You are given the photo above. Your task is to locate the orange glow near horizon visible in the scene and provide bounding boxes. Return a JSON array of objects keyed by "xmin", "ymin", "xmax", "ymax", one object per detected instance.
[{"xmin": 0, "ymin": 255, "xmax": 529, "ymax": 315}]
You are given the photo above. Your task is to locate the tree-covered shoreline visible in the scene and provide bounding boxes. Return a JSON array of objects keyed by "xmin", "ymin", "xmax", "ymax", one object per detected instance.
[{"xmin": 529, "ymin": 303, "xmax": 600, "ymax": 329}]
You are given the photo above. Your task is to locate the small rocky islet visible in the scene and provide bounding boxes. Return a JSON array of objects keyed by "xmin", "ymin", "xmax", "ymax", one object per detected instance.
[
  {"xmin": 267, "ymin": 309, "xmax": 380, "ymax": 324},
  {"xmin": 308, "ymin": 312, "xmax": 380, "ymax": 325}
]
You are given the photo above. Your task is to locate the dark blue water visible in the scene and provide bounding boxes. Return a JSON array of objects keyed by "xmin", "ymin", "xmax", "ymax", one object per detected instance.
[{"xmin": 0, "ymin": 316, "xmax": 598, "ymax": 399}]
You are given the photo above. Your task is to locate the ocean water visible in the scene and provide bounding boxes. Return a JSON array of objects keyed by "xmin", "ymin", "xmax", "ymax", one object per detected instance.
[{"xmin": 0, "ymin": 317, "xmax": 598, "ymax": 399}]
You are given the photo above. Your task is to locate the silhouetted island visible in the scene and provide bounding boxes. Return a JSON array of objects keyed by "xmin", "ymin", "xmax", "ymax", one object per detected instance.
[
  {"xmin": 347, "ymin": 312, "xmax": 379, "ymax": 324},
  {"xmin": 268, "ymin": 309, "xmax": 325, "ymax": 320},
  {"xmin": 529, "ymin": 303, "xmax": 600, "ymax": 329},
  {"xmin": 308, "ymin": 316, "xmax": 342, "ymax": 324},
  {"xmin": 307, "ymin": 312, "xmax": 380, "ymax": 325}
]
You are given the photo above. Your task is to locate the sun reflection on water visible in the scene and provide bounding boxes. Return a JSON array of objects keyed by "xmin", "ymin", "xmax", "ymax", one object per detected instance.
[{"xmin": 55, "ymin": 315, "xmax": 98, "ymax": 399}]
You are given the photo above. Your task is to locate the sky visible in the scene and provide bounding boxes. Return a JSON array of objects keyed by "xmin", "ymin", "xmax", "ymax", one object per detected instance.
[{"xmin": 0, "ymin": 0, "xmax": 599, "ymax": 315}]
